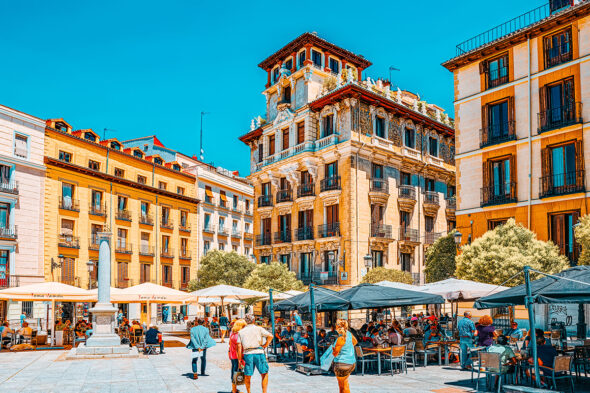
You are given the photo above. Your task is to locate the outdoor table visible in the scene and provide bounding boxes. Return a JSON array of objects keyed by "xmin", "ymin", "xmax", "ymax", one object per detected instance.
[
  {"xmin": 363, "ymin": 346, "xmax": 391, "ymax": 375},
  {"xmin": 436, "ymin": 340, "xmax": 459, "ymax": 365}
]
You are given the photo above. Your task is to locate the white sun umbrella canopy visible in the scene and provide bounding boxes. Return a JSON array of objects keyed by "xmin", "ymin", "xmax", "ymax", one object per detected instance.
[
  {"xmin": 196, "ymin": 297, "xmax": 242, "ymax": 305},
  {"xmin": 261, "ymin": 289, "xmax": 304, "ymax": 301},
  {"xmin": 190, "ymin": 284, "xmax": 267, "ymax": 300},
  {"xmin": 376, "ymin": 280, "xmax": 421, "ymax": 291},
  {"xmin": 89, "ymin": 287, "xmax": 127, "ymax": 303},
  {"xmin": 417, "ymin": 278, "xmax": 509, "ymax": 300},
  {"xmin": 119, "ymin": 282, "xmax": 192, "ymax": 303}
]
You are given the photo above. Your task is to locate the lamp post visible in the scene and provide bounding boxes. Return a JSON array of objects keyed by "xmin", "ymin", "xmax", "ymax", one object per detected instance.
[
  {"xmin": 363, "ymin": 253, "xmax": 372, "ymax": 271},
  {"xmin": 51, "ymin": 254, "xmax": 64, "ymax": 281},
  {"xmin": 453, "ymin": 231, "xmax": 462, "ymax": 250},
  {"xmin": 86, "ymin": 260, "xmax": 94, "ymax": 290}
]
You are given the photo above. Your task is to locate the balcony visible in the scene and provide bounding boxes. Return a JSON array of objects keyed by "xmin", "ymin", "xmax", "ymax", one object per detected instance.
[
  {"xmin": 256, "ymin": 234, "xmax": 272, "ymax": 246},
  {"xmin": 446, "ymin": 196, "xmax": 456, "ymax": 219},
  {"xmin": 179, "ymin": 250, "xmax": 191, "ymax": 260},
  {"xmin": 480, "ymin": 121, "xmax": 516, "ymax": 148},
  {"xmin": 116, "ymin": 209, "xmax": 132, "ymax": 221},
  {"xmin": 371, "ymin": 224, "xmax": 393, "ymax": 239},
  {"xmin": 398, "ymin": 227, "xmax": 419, "ymax": 243},
  {"xmin": 294, "ymin": 226, "xmax": 314, "ymax": 241},
  {"xmin": 398, "ymin": 185, "xmax": 417, "ymax": 212},
  {"xmin": 0, "ymin": 275, "xmax": 22, "ymax": 289},
  {"xmin": 487, "ymin": 66, "xmax": 509, "ymax": 89},
  {"xmin": 545, "ymin": 43, "xmax": 573, "ymax": 69},
  {"xmin": 276, "ymin": 189, "xmax": 293, "ymax": 204},
  {"xmin": 0, "ymin": 226, "xmax": 17, "ymax": 240},
  {"xmin": 481, "ymin": 182, "xmax": 517, "ymax": 206},
  {"xmin": 274, "ymin": 230, "xmax": 291, "ymax": 243},
  {"xmin": 139, "ymin": 245, "xmax": 154, "ymax": 256},
  {"xmin": 0, "ymin": 180, "xmax": 18, "ymax": 195},
  {"xmin": 538, "ymin": 102, "xmax": 582, "ymax": 134},
  {"xmin": 232, "ymin": 205, "xmax": 242, "ymax": 214},
  {"xmin": 231, "ymin": 229, "xmax": 242, "ymax": 238},
  {"xmin": 297, "ymin": 183, "xmax": 315, "ymax": 198},
  {"xmin": 317, "ymin": 222, "xmax": 340, "ymax": 238},
  {"xmin": 203, "ymin": 224, "xmax": 216, "ymax": 234},
  {"xmin": 58, "ymin": 235, "xmax": 80, "ymax": 249},
  {"xmin": 115, "ymin": 242, "xmax": 132, "ymax": 254},
  {"xmin": 89, "ymin": 203, "xmax": 107, "ymax": 216},
  {"xmin": 244, "ymin": 232, "xmax": 253, "ymax": 240},
  {"xmin": 370, "ymin": 179, "xmax": 389, "ymax": 193},
  {"xmin": 540, "ymin": 171, "xmax": 585, "ymax": 198},
  {"xmin": 139, "ymin": 214, "xmax": 154, "ymax": 226},
  {"xmin": 320, "ymin": 176, "xmax": 341, "ymax": 192},
  {"xmin": 59, "ymin": 197, "xmax": 79, "ymax": 212},
  {"xmin": 425, "ymin": 232, "xmax": 442, "ymax": 245},
  {"xmin": 316, "ymin": 134, "xmax": 339, "ymax": 150},
  {"xmin": 258, "ymin": 195, "xmax": 273, "ymax": 208},
  {"xmin": 179, "ymin": 223, "xmax": 190, "ymax": 233},
  {"xmin": 298, "ymin": 271, "xmax": 338, "ymax": 286},
  {"xmin": 160, "ymin": 219, "xmax": 174, "ymax": 230},
  {"xmin": 89, "ymin": 236, "xmax": 100, "ymax": 250},
  {"xmin": 218, "ymin": 226, "xmax": 229, "ymax": 236},
  {"xmin": 160, "ymin": 248, "xmax": 175, "ymax": 258},
  {"xmin": 423, "ymin": 191, "xmax": 440, "ymax": 216}
]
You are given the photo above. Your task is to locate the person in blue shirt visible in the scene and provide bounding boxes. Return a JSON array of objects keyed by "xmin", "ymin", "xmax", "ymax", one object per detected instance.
[
  {"xmin": 186, "ymin": 318, "xmax": 216, "ymax": 380},
  {"xmin": 296, "ymin": 331, "xmax": 314, "ymax": 363},
  {"xmin": 293, "ymin": 326, "xmax": 302, "ymax": 344},
  {"xmin": 505, "ymin": 321, "xmax": 524, "ymax": 341},
  {"xmin": 293, "ymin": 310, "xmax": 303, "ymax": 327},
  {"xmin": 423, "ymin": 325, "xmax": 442, "ymax": 347},
  {"xmin": 457, "ymin": 311, "xmax": 477, "ymax": 370},
  {"xmin": 279, "ymin": 325, "xmax": 294, "ymax": 356}
]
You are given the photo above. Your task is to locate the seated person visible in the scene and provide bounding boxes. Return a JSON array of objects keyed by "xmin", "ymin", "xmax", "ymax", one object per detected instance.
[
  {"xmin": 369, "ymin": 327, "xmax": 386, "ymax": 347},
  {"xmin": 296, "ymin": 331, "xmax": 315, "ymax": 363},
  {"xmin": 279, "ymin": 325, "xmax": 294, "ymax": 355},
  {"xmin": 505, "ymin": 322, "xmax": 524, "ymax": 341},
  {"xmin": 403, "ymin": 321, "xmax": 417, "ymax": 337},
  {"xmin": 522, "ymin": 328, "xmax": 545, "ymax": 350},
  {"xmin": 293, "ymin": 326, "xmax": 303, "ymax": 344},
  {"xmin": 17, "ymin": 322, "xmax": 32, "ymax": 343},
  {"xmin": 317, "ymin": 329, "xmax": 329, "ymax": 348},
  {"xmin": 131, "ymin": 320, "xmax": 142, "ymax": 332},
  {"xmin": 1, "ymin": 322, "xmax": 14, "ymax": 347},
  {"xmin": 273, "ymin": 327, "xmax": 283, "ymax": 350},
  {"xmin": 440, "ymin": 313, "xmax": 450, "ymax": 323},
  {"xmin": 388, "ymin": 327, "xmax": 402, "ymax": 346},
  {"xmin": 423, "ymin": 325, "xmax": 442, "ymax": 347},
  {"xmin": 210, "ymin": 317, "xmax": 219, "ymax": 329},
  {"xmin": 486, "ymin": 335, "xmax": 516, "ymax": 373},
  {"xmin": 535, "ymin": 336, "xmax": 558, "ymax": 377},
  {"xmin": 326, "ymin": 325, "xmax": 338, "ymax": 340},
  {"xmin": 145, "ymin": 325, "xmax": 164, "ymax": 354},
  {"xmin": 74, "ymin": 321, "xmax": 87, "ymax": 338}
]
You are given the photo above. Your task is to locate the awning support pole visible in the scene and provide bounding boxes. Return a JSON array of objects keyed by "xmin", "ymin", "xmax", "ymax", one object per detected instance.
[
  {"xmin": 310, "ymin": 284, "xmax": 319, "ymax": 366},
  {"xmin": 269, "ymin": 289, "xmax": 276, "ymax": 356},
  {"xmin": 524, "ymin": 266, "xmax": 540, "ymax": 388}
]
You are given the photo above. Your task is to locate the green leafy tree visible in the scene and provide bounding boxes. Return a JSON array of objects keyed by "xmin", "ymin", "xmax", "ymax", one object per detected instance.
[
  {"xmin": 424, "ymin": 231, "xmax": 457, "ymax": 283},
  {"xmin": 244, "ymin": 262, "xmax": 305, "ymax": 293},
  {"xmin": 455, "ymin": 219, "xmax": 569, "ymax": 286},
  {"xmin": 190, "ymin": 250, "xmax": 255, "ymax": 290},
  {"xmin": 361, "ymin": 267, "xmax": 413, "ymax": 285},
  {"xmin": 575, "ymin": 214, "xmax": 590, "ymax": 265}
]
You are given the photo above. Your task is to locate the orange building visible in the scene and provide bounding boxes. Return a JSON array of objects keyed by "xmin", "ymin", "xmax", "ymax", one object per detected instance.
[{"xmin": 443, "ymin": 0, "xmax": 590, "ymax": 263}]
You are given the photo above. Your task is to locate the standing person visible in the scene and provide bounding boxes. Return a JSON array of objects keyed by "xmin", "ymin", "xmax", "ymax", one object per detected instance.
[
  {"xmin": 219, "ymin": 312, "xmax": 229, "ymax": 343},
  {"xmin": 20, "ymin": 312, "xmax": 26, "ymax": 327},
  {"xmin": 458, "ymin": 311, "xmax": 477, "ymax": 370},
  {"xmin": 237, "ymin": 314, "xmax": 272, "ymax": 393},
  {"xmin": 292, "ymin": 310, "xmax": 303, "ymax": 327},
  {"xmin": 229, "ymin": 319, "xmax": 247, "ymax": 393},
  {"xmin": 476, "ymin": 315, "xmax": 496, "ymax": 347},
  {"xmin": 332, "ymin": 319, "xmax": 357, "ymax": 393},
  {"xmin": 186, "ymin": 318, "xmax": 216, "ymax": 380},
  {"xmin": 117, "ymin": 309, "xmax": 123, "ymax": 326}
]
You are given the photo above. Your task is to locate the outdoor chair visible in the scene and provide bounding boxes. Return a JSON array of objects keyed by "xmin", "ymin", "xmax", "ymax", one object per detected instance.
[
  {"xmin": 475, "ymin": 351, "xmax": 514, "ymax": 393},
  {"xmin": 144, "ymin": 342, "xmax": 158, "ymax": 355},
  {"xmin": 543, "ymin": 355, "xmax": 574, "ymax": 392},
  {"xmin": 132, "ymin": 329, "xmax": 143, "ymax": 345},
  {"xmin": 470, "ymin": 346, "xmax": 486, "ymax": 382},
  {"xmin": 382, "ymin": 345, "xmax": 407, "ymax": 375},
  {"xmin": 414, "ymin": 341, "xmax": 440, "ymax": 367},
  {"xmin": 405, "ymin": 341, "xmax": 416, "ymax": 371},
  {"xmin": 573, "ymin": 346, "xmax": 590, "ymax": 379},
  {"xmin": 355, "ymin": 345, "xmax": 378, "ymax": 375},
  {"xmin": 294, "ymin": 343, "xmax": 305, "ymax": 365}
]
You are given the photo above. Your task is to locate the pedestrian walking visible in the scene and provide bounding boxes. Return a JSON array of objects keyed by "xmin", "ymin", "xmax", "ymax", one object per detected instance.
[
  {"xmin": 332, "ymin": 319, "xmax": 357, "ymax": 393},
  {"xmin": 237, "ymin": 314, "xmax": 272, "ymax": 393},
  {"xmin": 458, "ymin": 311, "xmax": 477, "ymax": 370},
  {"xmin": 229, "ymin": 319, "xmax": 247, "ymax": 393},
  {"xmin": 186, "ymin": 318, "xmax": 216, "ymax": 380}
]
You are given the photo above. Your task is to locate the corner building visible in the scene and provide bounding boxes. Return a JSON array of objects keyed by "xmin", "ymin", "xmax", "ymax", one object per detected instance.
[
  {"xmin": 443, "ymin": 0, "xmax": 590, "ymax": 263},
  {"xmin": 240, "ymin": 33, "xmax": 456, "ymax": 286}
]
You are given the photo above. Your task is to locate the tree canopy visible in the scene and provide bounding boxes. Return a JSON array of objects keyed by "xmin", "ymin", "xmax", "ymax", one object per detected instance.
[
  {"xmin": 455, "ymin": 219, "xmax": 570, "ymax": 286},
  {"xmin": 575, "ymin": 214, "xmax": 590, "ymax": 266},
  {"xmin": 361, "ymin": 267, "xmax": 413, "ymax": 285},
  {"xmin": 424, "ymin": 230, "xmax": 457, "ymax": 283},
  {"xmin": 189, "ymin": 250, "xmax": 256, "ymax": 291},
  {"xmin": 243, "ymin": 262, "xmax": 305, "ymax": 293}
]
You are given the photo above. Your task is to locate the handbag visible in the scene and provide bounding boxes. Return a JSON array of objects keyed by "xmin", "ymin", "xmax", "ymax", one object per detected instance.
[
  {"xmin": 233, "ymin": 369, "xmax": 245, "ymax": 385},
  {"xmin": 320, "ymin": 343, "xmax": 335, "ymax": 371}
]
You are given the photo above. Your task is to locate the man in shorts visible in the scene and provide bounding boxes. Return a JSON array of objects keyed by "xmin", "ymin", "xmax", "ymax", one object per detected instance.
[{"xmin": 237, "ymin": 314, "xmax": 273, "ymax": 393}]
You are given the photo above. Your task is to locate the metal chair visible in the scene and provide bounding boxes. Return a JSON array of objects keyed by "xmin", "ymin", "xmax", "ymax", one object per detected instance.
[
  {"xmin": 544, "ymin": 355, "xmax": 574, "ymax": 392},
  {"xmin": 414, "ymin": 341, "xmax": 440, "ymax": 366},
  {"xmin": 294, "ymin": 343, "xmax": 305, "ymax": 365},
  {"xmin": 144, "ymin": 342, "xmax": 158, "ymax": 355},
  {"xmin": 405, "ymin": 341, "xmax": 416, "ymax": 371},
  {"xmin": 574, "ymin": 346, "xmax": 590, "ymax": 379},
  {"xmin": 355, "ymin": 346, "xmax": 378, "ymax": 375},
  {"xmin": 383, "ymin": 345, "xmax": 407, "ymax": 375},
  {"xmin": 475, "ymin": 351, "xmax": 514, "ymax": 393}
]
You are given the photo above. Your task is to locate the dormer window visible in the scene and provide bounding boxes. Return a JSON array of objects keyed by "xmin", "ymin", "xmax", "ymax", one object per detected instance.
[
  {"xmin": 272, "ymin": 67, "xmax": 279, "ymax": 83},
  {"xmin": 285, "ymin": 58, "xmax": 293, "ymax": 71},
  {"xmin": 329, "ymin": 58, "xmax": 340, "ymax": 73},
  {"xmin": 298, "ymin": 51, "xmax": 306, "ymax": 68},
  {"xmin": 133, "ymin": 150, "xmax": 143, "ymax": 158},
  {"xmin": 311, "ymin": 50, "xmax": 322, "ymax": 67},
  {"xmin": 55, "ymin": 122, "xmax": 68, "ymax": 132},
  {"xmin": 110, "ymin": 142, "xmax": 121, "ymax": 150},
  {"xmin": 173, "ymin": 164, "xmax": 181, "ymax": 171},
  {"xmin": 84, "ymin": 132, "xmax": 96, "ymax": 142},
  {"xmin": 323, "ymin": 114, "xmax": 334, "ymax": 137},
  {"xmin": 154, "ymin": 157, "xmax": 163, "ymax": 165}
]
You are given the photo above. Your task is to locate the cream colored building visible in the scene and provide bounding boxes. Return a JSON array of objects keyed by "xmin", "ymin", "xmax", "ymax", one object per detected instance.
[{"xmin": 240, "ymin": 33, "xmax": 456, "ymax": 286}]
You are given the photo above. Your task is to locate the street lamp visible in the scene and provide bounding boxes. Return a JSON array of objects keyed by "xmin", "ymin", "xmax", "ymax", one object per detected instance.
[
  {"xmin": 86, "ymin": 260, "xmax": 95, "ymax": 290},
  {"xmin": 363, "ymin": 254, "xmax": 373, "ymax": 270},
  {"xmin": 454, "ymin": 231, "xmax": 462, "ymax": 248}
]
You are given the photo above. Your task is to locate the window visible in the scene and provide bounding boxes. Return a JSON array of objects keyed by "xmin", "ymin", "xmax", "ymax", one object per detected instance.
[
  {"xmin": 401, "ymin": 172, "xmax": 411, "ymax": 186},
  {"xmin": 297, "ymin": 122, "xmax": 305, "ymax": 144},
  {"xmin": 204, "ymin": 213, "xmax": 211, "ymax": 230},
  {"xmin": 260, "ymin": 255, "xmax": 270, "ymax": 264},
  {"xmin": 117, "ymin": 228, "xmax": 128, "ymax": 249},
  {"xmin": 488, "ymin": 219, "xmax": 508, "ymax": 230},
  {"xmin": 298, "ymin": 51, "xmax": 306, "ymax": 68},
  {"xmin": 154, "ymin": 157, "xmax": 163, "ymax": 165},
  {"xmin": 447, "ymin": 220, "xmax": 456, "ymax": 232},
  {"xmin": 177, "ymin": 186, "xmax": 184, "ymax": 195},
  {"xmin": 323, "ymin": 114, "xmax": 334, "ymax": 137},
  {"xmin": 371, "ymin": 250, "xmax": 384, "ymax": 268},
  {"xmin": 232, "ymin": 220, "xmax": 239, "ymax": 233},
  {"xmin": 133, "ymin": 150, "xmax": 143, "ymax": 158},
  {"xmin": 483, "ymin": 99, "xmax": 513, "ymax": 146},
  {"xmin": 300, "ymin": 253, "xmax": 311, "ymax": 275},
  {"xmin": 88, "ymin": 160, "xmax": 100, "ymax": 171},
  {"xmin": 429, "ymin": 137, "xmax": 438, "ymax": 157},
  {"xmin": 140, "ymin": 232, "xmax": 150, "ymax": 254},
  {"xmin": 258, "ymin": 143, "xmax": 264, "ymax": 163},
  {"xmin": 0, "ymin": 203, "xmax": 10, "ymax": 228},
  {"xmin": 425, "ymin": 216, "xmax": 434, "ymax": 233},
  {"xmin": 162, "ymin": 235, "xmax": 170, "ymax": 252},
  {"xmin": 447, "ymin": 185, "xmax": 456, "ymax": 197},
  {"xmin": 181, "ymin": 266, "xmax": 190, "ymax": 285},
  {"xmin": 173, "ymin": 164, "xmax": 181, "ymax": 171},
  {"xmin": 541, "ymin": 141, "xmax": 584, "ymax": 197},
  {"xmin": 219, "ymin": 216, "xmax": 225, "ymax": 231},
  {"xmin": 482, "ymin": 156, "xmax": 514, "ymax": 205},
  {"xmin": 161, "ymin": 206, "xmax": 170, "ymax": 225},
  {"xmin": 404, "ymin": 127, "xmax": 415, "ymax": 149},
  {"xmin": 232, "ymin": 245, "xmax": 238, "ymax": 252},
  {"xmin": 329, "ymin": 58, "xmax": 339, "ymax": 73},
  {"xmin": 278, "ymin": 214, "xmax": 291, "ymax": 241},
  {"xmin": 137, "ymin": 175, "xmax": 147, "ymax": 184},
  {"xmin": 375, "ymin": 116, "xmax": 385, "ymax": 138},
  {"xmin": 0, "ymin": 250, "xmax": 9, "ymax": 287},
  {"xmin": 90, "ymin": 190, "xmax": 102, "ymax": 213},
  {"xmin": 283, "ymin": 86, "xmax": 291, "ymax": 103},
  {"xmin": 233, "ymin": 195, "xmax": 238, "ymax": 209},
  {"xmin": 162, "ymin": 265, "xmax": 172, "ymax": 285},
  {"xmin": 400, "ymin": 253, "xmax": 411, "ymax": 272},
  {"xmin": 272, "ymin": 67, "xmax": 279, "ymax": 83},
  {"xmin": 371, "ymin": 204, "xmax": 384, "ymax": 225},
  {"xmin": 114, "ymin": 167, "xmax": 124, "ymax": 177},
  {"xmin": 285, "ymin": 58, "xmax": 293, "ymax": 71},
  {"xmin": 219, "ymin": 242, "xmax": 225, "ymax": 251},
  {"xmin": 180, "ymin": 210, "xmax": 188, "ymax": 228},
  {"xmin": 140, "ymin": 263, "xmax": 150, "ymax": 283},
  {"xmin": 117, "ymin": 195, "xmax": 127, "ymax": 211},
  {"xmin": 21, "ymin": 301, "xmax": 33, "ymax": 318},
  {"xmin": 282, "ymin": 128, "xmax": 289, "ymax": 150},
  {"xmin": 14, "ymin": 134, "xmax": 28, "ymax": 159},
  {"xmin": 91, "ymin": 224, "xmax": 103, "ymax": 245},
  {"xmin": 181, "ymin": 238, "xmax": 188, "ymax": 255},
  {"xmin": 400, "ymin": 211, "xmax": 410, "ymax": 228},
  {"xmin": 261, "ymin": 182, "xmax": 271, "ymax": 196},
  {"xmin": 268, "ymin": 134, "xmax": 275, "ymax": 156},
  {"xmin": 544, "ymin": 28, "xmax": 572, "ymax": 68},
  {"xmin": 245, "ymin": 199, "xmax": 250, "ymax": 212},
  {"xmin": 203, "ymin": 240, "xmax": 210, "ymax": 255},
  {"xmin": 140, "ymin": 201, "xmax": 149, "ymax": 219},
  {"xmin": 550, "ymin": 211, "xmax": 579, "ymax": 264},
  {"xmin": 279, "ymin": 254, "xmax": 291, "ymax": 270},
  {"xmin": 245, "ymin": 222, "xmax": 251, "ymax": 233},
  {"xmin": 205, "ymin": 186, "xmax": 213, "ymax": 203},
  {"xmin": 245, "ymin": 247, "xmax": 250, "ymax": 257},
  {"xmin": 481, "ymin": 54, "xmax": 509, "ymax": 89},
  {"xmin": 84, "ymin": 132, "xmax": 96, "ymax": 142},
  {"xmin": 59, "ymin": 151, "xmax": 72, "ymax": 163},
  {"xmin": 425, "ymin": 178, "xmax": 435, "ymax": 192},
  {"xmin": 0, "ymin": 165, "xmax": 10, "ymax": 184},
  {"xmin": 220, "ymin": 190, "xmax": 227, "ymax": 208},
  {"xmin": 61, "ymin": 182, "xmax": 74, "ymax": 206},
  {"xmin": 311, "ymin": 49, "xmax": 322, "ymax": 67},
  {"xmin": 61, "ymin": 257, "xmax": 75, "ymax": 284},
  {"xmin": 539, "ymin": 77, "xmax": 576, "ymax": 132},
  {"xmin": 158, "ymin": 181, "xmax": 167, "ymax": 190},
  {"xmin": 110, "ymin": 141, "xmax": 121, "ymax": 150},
  {"xmin": 325, "ymin": 161, "xmax": 338, "ymax": 179}
]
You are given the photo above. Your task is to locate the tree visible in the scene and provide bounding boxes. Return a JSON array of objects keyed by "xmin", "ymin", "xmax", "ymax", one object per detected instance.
[
  {"xmin": 190, "ymin": 250, "xmax": 256, "ymax": 290},
  {"xmin": 244, "ymin": 262, "xmax": 305, "ymax": 293},
  {"xmin": 424, "ymin": 231, "xmax": 457, "ymax": 283},
  {"xmin": 575, "ymin": 214, "xmax": 590, "ymax": 265},
  {"xmin": 361, "ymin": 267, "xmax": 413, "ymax": 285},
  {"xmin": 455, "ymin": 219, "xmax": 570, "ymax": 286}
]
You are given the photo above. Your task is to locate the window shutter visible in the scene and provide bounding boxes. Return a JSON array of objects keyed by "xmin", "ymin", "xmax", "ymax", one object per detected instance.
[
  {"xmin": 509, "ymin": 155, "xmax": 516, "ymax": 199},
  {"xmin": 479, "ymin": 60, "xmax": 488, "ymax": 75},
  {"xmin": 539, "ymin": 85, "xmax": 548, "ymax": 131},
  {"xmin": 482, "ymin": 160, "xmax": 490, "ymax": 192},
  {"xmin": 508, "ymin": 96, "xmax": 515, "ymax": 134},
  {"xmin": 541, "ymin": 147, "xmax": 552, "ymax": 195},
  {"xmin": 481, "ymin": 103, "xmax": 489, "ymax": 132},
  {"xmin": 575, "ymin": 139, "xmax": 584, "ymax": 187},
  {"xmin": 565, "ymin": 77, "xmax": 575, "ymax": 106}
]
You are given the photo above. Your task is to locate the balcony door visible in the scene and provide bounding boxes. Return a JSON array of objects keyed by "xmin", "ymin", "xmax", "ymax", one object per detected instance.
[
  {"xmin": 484, "ymin": 99, "xmax": 513, "ymax": 142},
  {"xmin": 91, "ymin": 190, "xmax": 102, "ymax": 212},
  {"xmin": 62, "ymin": 183, "xmax": 74, "ymax": 209},
  {"xmin": 262, "ymin": 217, "xmax": 271, "ymax": 242},
  {"xmin": 400, "ymin": 253, "xmax": 411, "ymax": 273},
  {"xmin": 300, "ymin": 252, "xmax": 311, "ymax": 276},
  {"xmin": 0, "ymin": 250, "xmax": 9, "ymax": 287},
  {"xmin": 279, "ymin": 214, "xmax": 291, "ymax": 240},
  {"xmin": 482, "ymin": 156, "xmax": 514, "ymax": 204},
  {"xmin": 371, "ymin": 204, "xmax": 384, "ymax": 226},
  {"xmin": 542, "ymin": 141, "xmax": 583, "ymax": 196},
  {"xmin": 371, "ymin": 250, "xmax": 384, "ymax": 268},
  {"xmin": 540, "ymin": 77, "xmax": 574, "ymax": 129},
  {"xmin": 0, "ymin": 203, "xmax": 9, "ymax": 229},
  {"xmin": 325, "ymin": 162, "xmax": 338, "ymax": 178},
  {"xmin": 550, "ymin": 211, "xmax": 579, "ymax": 265}
]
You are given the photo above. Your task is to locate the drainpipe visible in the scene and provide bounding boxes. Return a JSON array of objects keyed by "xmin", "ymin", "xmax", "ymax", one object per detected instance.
[
  {"xmin": 110, "ymin": 182, "xmax": 113, "ymax": 286},
  {"xmin": 527, "ymin": 35, "xmax": 532, "ymax": 229},
  {"xmin": 155, "ymin": 196, "xmax": 159, "ymax": 285},
  {"xmin": 356, "ymin": 137, "xmax": 366, "ymax": 284},
  {"xmin": 418, "ymin": 144, "xmax": 428, "ymax": 285}
]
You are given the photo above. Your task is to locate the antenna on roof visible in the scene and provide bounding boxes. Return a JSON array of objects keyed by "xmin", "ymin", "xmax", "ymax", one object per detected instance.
[
  {"xmin": 200, "ymin": 112, "xmax": 210, "ymax": 161},
  {"xmin": 389, "ymin": 66, "xmax": 400, "ymax": 89},
  {"xmin": 103, "ymin": 128, "xmax": 117, "ymax": 140}
]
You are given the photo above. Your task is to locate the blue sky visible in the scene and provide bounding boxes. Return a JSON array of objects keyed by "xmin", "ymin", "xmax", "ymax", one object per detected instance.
[{"xmin": 1, "ymin": 0, "xmax": 543, "ymax": 175}]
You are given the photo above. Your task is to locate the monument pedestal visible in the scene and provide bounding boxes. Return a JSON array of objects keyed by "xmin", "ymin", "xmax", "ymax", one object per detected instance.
[{"xmin": 85, "ymin": 303, "xmax": 122, "ymax": 347}]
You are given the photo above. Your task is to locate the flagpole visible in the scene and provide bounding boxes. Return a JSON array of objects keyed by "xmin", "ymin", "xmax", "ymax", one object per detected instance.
[{"xmin": 200, "ymin": 112, "xmax": 209, "ymax": 160}]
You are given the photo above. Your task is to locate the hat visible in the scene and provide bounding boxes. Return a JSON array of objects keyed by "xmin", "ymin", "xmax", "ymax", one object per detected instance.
[{"xmin": 411, "ymin": 317, "xmax": 418, "ymax": 321}]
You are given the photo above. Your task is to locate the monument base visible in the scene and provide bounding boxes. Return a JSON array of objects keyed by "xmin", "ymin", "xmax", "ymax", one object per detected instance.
[
  {"xmin": 86, "ymin": 302, "xmax": 120, "ymax": 347},
  {"xmin": 66, "ymin": 344, "xmax": 139, "ymax": 359}
]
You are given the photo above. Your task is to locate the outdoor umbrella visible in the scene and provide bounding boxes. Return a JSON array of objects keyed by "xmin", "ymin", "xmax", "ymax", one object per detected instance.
[
  {"xmin": 474, "ymin": 266, "xmax": 590, "ymax": 309},
  {"xmin": 273, "ymin": 287, "xmax": 347, "ymax": 312},
  {"xmin": 190, "ymin": 284, "xmax": 268, "ymax": 320},
  {"xmin": 337, "ymin": 283, "xmax": 444, "ymax": 310},
  {"xmin": 376, "ymin": 280, "xmax": 421, "ymax": 291},
  {"xmin": 418, "ymin": 278, "xmax": 508, "ymax": 301},
  {"xmin": 262, "ymin": 289, "xmax": 304, "ymax": 301},
  {"xmin": 195, "ymin": 297, "xmax": 242, "ymax": 306},
  {"xmin": 0, "ymin": 282, "xmax": 95, "ymax": 346}
]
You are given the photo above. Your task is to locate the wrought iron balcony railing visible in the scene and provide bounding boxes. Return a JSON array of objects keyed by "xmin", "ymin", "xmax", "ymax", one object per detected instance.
[
  {"xmin": 58, "ymin": 234, "xmax": 80, "ymax": 248},
  {"xmin": 398, "ymin": 185, "xmax": 416, "ymax": 200},
  {"xmin": 545, "ymin": 42, "xmax": 573, "ymax": 69},
  {"xmin": 203, "ymin": 224, "xmax": 216, "ymax": 233},
  {"xmin": 371, "ymin": 224, "xmax": 392, "ymax": 239},
  {"xmin": 425, "ymin": 232, "xmax": 442, "ymax": 244},
  {"xmin": 0, "ymin": 226, "xmax": 17, "ymax": 240},
  {"xmin": 399, "ymin": 227, "xmax": 419, "ymax": 243},
  {"xmin": 115, "ymin": 242, "xmax": 132, "ymax": 254},
  {"xmin": 59, "ymin": 197, "xmax": 79, "ymax": 212},
  {"xmin": 274, "ymin": 230, "xmax": 291, "ymax": 243},
  {"xmin": 424, "ymin": 191, "xmax": 440, "ymax": 206},
  {"xmin": 370, "ymin": 179, "xmax": 389, "ymax": 193},
  {"xmin": 161, "ymin": 218, "xmax": 174, "ymax": 229},
  {"xmin": 297, "ymin": 183, "xmax": 315, "ymax": 198},
  {"xmin": 276, "ymin": 189, "xmax": 293, "ymax": 203},
  {"xmin": 258, "ymin": 195, "xmax": 273, "ymax": 208},
  {"xmin": 89, "ymin": 236, "xmax": 100, "ymax": 250},
  {"xmin": 139, "ymin": 245, "xmax": 154, "ymax": 256},
  {"xmin": 179, "ymin": 250, "xmax": 191, "ymax": 259},
  {"xmin": 480, "ymin": 121, "xmax": 516, "ymax": 148},
  {"xmin": 231, "ymin": 229, "xmax": 242, "ymax": 237},
  {"xmin": 160, "ymin": 248, "xmax": 174, "ymax": 258},
  {"xmin": 0, "ymin": 180, "xmax": 18, "ymax": 195},
  {"xmin": 317, "ymin": 222, "xmax": 340, "ymax": 238},
  {"xmin": 320, "ymin": 176, "xmax": 341, "ymax": 192},
  {"xmin": 256, "ymin": 234, "xmax": 272, "ymax": 246},
  {"xmin": 538, "ymin": 102, "xmax": 582, "ymax": 133},
  {"xmin": 294, "ymin": 226, "xmax": 314, "ymax": 241},
  {"xmin": 481, "ymin": 182, "xmax": 517, "ymax": 206},
  {"xmin": 139, "ymin": 214, "xmax": 154, "ymax": 226},
  {"xmin": 116, "ymin": 209, "xmax": 132, "ymax": 221},
  {"xmin": 540, "ymin": 170, "xmax": 585, "ymax": 198},
  {"xmin": 218, "ymin": 226, "xmax": 229, "ymax": 236},
  {"xmin": 89, "ymin": 203, "xmax": 107, "ymax": 216},
  {"xmin": 446, "ymin": 196, "xmax": 457, "ymax": 209}
]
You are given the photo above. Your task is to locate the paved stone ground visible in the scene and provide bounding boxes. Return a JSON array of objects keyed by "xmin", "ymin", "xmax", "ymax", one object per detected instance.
[{"xmin": 0, "ymin": 337, "xmax": 588, "ymax": 393}]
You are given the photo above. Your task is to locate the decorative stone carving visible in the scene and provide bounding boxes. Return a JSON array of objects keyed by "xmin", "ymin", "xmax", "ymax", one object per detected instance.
[
  {"xmin": 302, "ymin": 158, "xmax": 318, "ymax": 181},
  {"xmin": 400, "ymin": 243, "xmax": 417, "ymax": 254},
  {"xmin": 273, "ymin": 107, "xmax": 295, "ymax": 127},
  {"xmin": 396, "ymin": 88, "xmax": 402, "ymax": 104}
]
